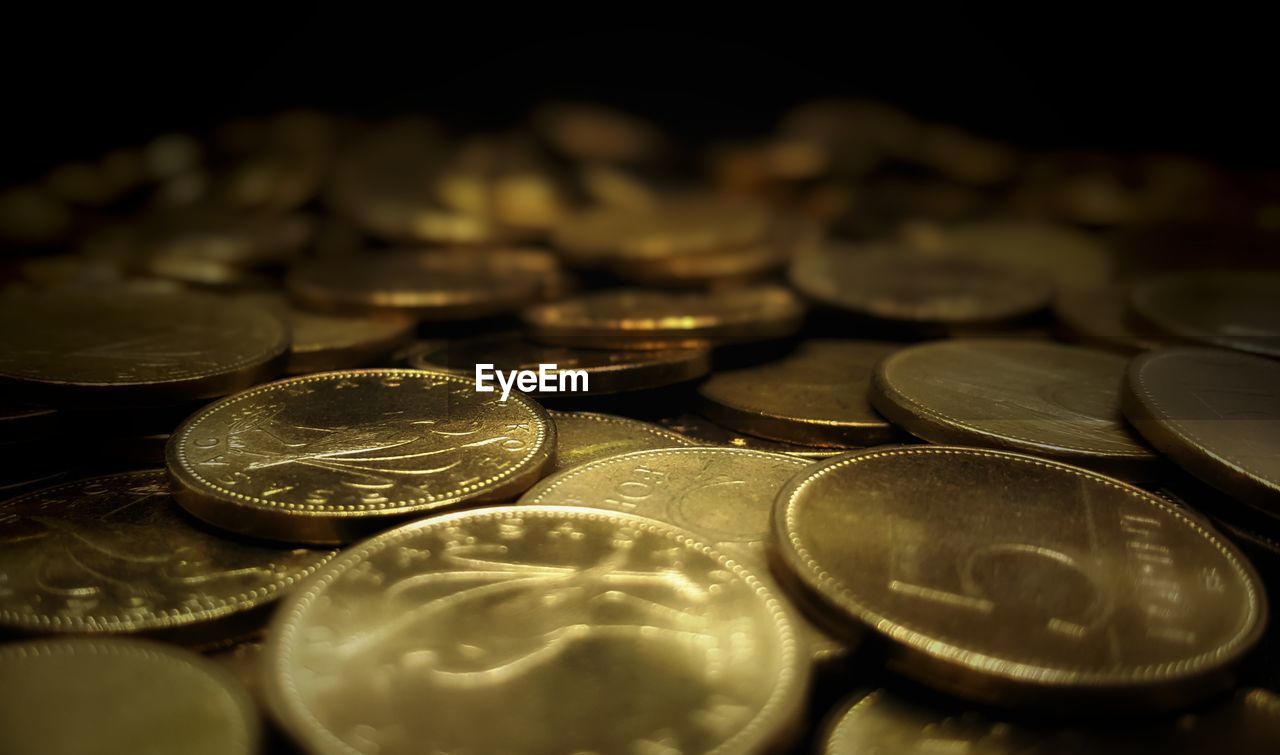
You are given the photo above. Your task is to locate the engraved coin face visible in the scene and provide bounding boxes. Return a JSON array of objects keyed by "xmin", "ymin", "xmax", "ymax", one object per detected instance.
[
  {"xmin": 1129, "ymin": 270, "xmax": 1280, "ymax": 358},
  {"xmin": 0, "ymin": 470, "xmax": 335, "ymax": 641},
  {"xmin": 1122, "ymin": 348, "xmax": 1280, "ymax": 517},
  {"xmin": 870, "ymin": 339, "xmax": 1159, "ymax": 481},
  {"xmin": 409, "ymin": 334, "xmax": 711, "ymax": 395},
  {"xmin": 548, "ymin": 411, "xmax": 695, "ymax": 472},
  {"xmin": 0, "ymin": 637, "xmax": 259, "ymax": 755},
  {"xmin": 774, "ymin": 446, "xmax": 1267, "ymax": 710},
  {"xmin": 167, "ymin": 370, "xmax": 555, "ymax": 544},
  {"xmin": 523, "ymin": 285, "xmax": 804, "ymax": 350},
  {"xmin": 0, "ymin": 289, "xmax": 289, "ymax": 403},
  {"xmin": 264, "ymin": 505, "xmax": 807, "ymax": 755},
  {"xmin": 698, "ymin": 340, "xmax": 899, "ymax": 446}
]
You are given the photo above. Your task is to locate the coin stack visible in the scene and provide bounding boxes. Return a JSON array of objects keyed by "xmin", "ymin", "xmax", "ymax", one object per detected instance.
[{"xmin": 1, "ymin": 101, "xmax": 1278, "ymax": 754}]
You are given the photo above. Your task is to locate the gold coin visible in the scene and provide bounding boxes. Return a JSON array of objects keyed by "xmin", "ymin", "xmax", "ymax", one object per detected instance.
[
  {"xmin": 0, "ymin": 637, "xmax": 259, "ymax": 755},
  {"xmin": 821, "ymin": 687, "xmax": 1280, "ymax": 754},
  {"xmin": 870, "ymin": 339, "xmax": 1160, "ymax": 481},
  {"xmin": 0, "ymin": 470, "xmax": 333, "ymax": 643},
  {"xmin": 697, "ymin": 340, "xmax": 899, "ymax": 446},
  {"xmin": 549, "ymin": 411, "xmax": 695, "ymax": 472},
  {"xmin": 773, "ymin": 445, "xmax": 1266, "ymax": 710},
  {"xmin": 263, "ymin": 505, "xmax": 807, "ymax": 754},
  {"xmin": 1122, "ymin": 348, "xmax": 1280, "ymax": 518},
  {"xmin": 241, "ymin": 293, "xmax": 416, "ymax": 375},
  {"xmin": 534, "ymin": 102, "xmax": 667, "ymax": 164},
  {"xmin": 0, "ymin": 289, "xmax": 289, "ymax": 404},
  {"xmin": 657, "ymin": 413, "xmax": 845, "ymax": 459},
  {"xmin": 134, "ymin": 209, "xmax": 312, "ymax": 270},
  {"xmin": 167, "ymin": 369, "xmax": 555, "ymax": 544},
  {"xmin": 1053, "ymin": 286, "xmax": 1168, "ymax": 354},
  {"xmin": 1129, "ymin": 270, "xmax": 1280, "ymax": 359},
  {"xmin": 790, "ymin": 245, "xmax": 1052, "ymax": 328},
  {"xmin": 287, "ymin": 248, "xmax": 566, "ymax": 320},
  {"xmin": 923, "ymin": 219, "xmax": 1114, "ymax": 290},
  {"xmin": 407, "ymin": 334, "xmax": 711, "ymax": 395},
  {"xmin": 523, "ymin": 285, "xmax": 805, "ymax": 350}
]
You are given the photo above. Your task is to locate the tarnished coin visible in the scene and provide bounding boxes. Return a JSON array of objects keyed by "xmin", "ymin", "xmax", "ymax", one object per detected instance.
[
  {"xmin": 658, "ymin": 413, "xmax": 844, "ymax": 459},
  {"xmin": 1053, "ymin": 286, "xmax": 1167, "ymax": 354},
  {"xmin": 264, "ymin": 505, "xmax": 807, "ymax": 755},
  {"xmin": 773, "ymin": 446, "xmax": 1266, "ymax": 710},
  {"xmin": 870, "ymin": 339, "xmax": 1159, "ymax": 481},
  {"xmin": 549, "ymin": 411, "xmax": 695, "ymax": 472},
  {"xmin": 0, "ymin": 637, "xmax": 259, "ymax": 755},
  {"xmin": 287, "ymin": 248, "xmax": 568, "ymax": 320},
  {"xmin": 790, "ymin": 245, "xmax": 1052, "ymax": 328},
  {"xmin": 822, "ymin": 686, "xmax": 1280, "ymax": 754},
  {"xmin": 0, "ymin": 471, "xmax": 335, "ymax": 643},
  {"xmin": 698, "ymin": 340, "xmax": 898, "ymax": 447},
  {"xmin": 1129, "ymin": 270, "xmax": 1280, "ymax": 359},
  {"xmin": 167, "ymin": 370, "xmax": 555, "ymax": 544},
  {"xmin": 523, "ymin": 285, "xmax": 805, "ymax": 350},
  {"xmin": 1122, "ymin": 348, "xmax": 1280, "ymax": 518},
  {"xmin": 0, "ymin": 289, "xmax": 289, "ymax": 404},
  {"xmin": 922, "ymin": 219, "xmax": 1114, "ymax": 290},
  {"xmin": 408, "ymin": 334, "xmax": 711, "ymax": 395},
  {"xmin": 242, "ymin": 294, "xmax": 416, "ymax": 374}
]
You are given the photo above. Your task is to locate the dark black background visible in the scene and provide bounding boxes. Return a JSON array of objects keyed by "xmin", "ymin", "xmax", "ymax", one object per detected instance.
[{"xmin": 2, "ymin": 10, "xmax": 1273, "ymax": 181}]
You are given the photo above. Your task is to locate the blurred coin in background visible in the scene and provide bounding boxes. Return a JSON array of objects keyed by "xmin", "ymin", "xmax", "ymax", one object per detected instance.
[{"xmin": 1129, "ymin": 270, "xmax": 1280, "ymax": 359}]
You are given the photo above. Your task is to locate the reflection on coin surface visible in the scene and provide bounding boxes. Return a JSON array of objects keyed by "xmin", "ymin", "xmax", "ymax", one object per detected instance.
[
  {"xmin": 698, "ymin": 340, "xmax": 898, "ymax": 446},
  {"xmin": 0, "ymin": 289, "xmax": 289, "ymax": 403},
  {"xmin": 285, "ymin": 308, "xmax": 416, "ymax": 374},
  {"xmin": 822, "ymin": 687, "xmax": 1280, "ymax": 754},
  {"xmin": 409, "ymin": 334, "xmax": 711, "ymax": 395},
  {"xmin": 0, "ymin": 637, "xmax": 259, "ymax": 755},
  {"xmin": 870, "ymin": 339, "xmax": 1159, "ymax": 481},
  {"xmin": 287, "ymin": 248, "xmax": 565, "ymax": 319},
  {"xmin": 773, "ymin": 446, "xmax": 1266, "ymax": 710},
  {"xmin": 790, "ymin": 246, "xmax": 1052, "ymax": 327},
  {"xmin": 168, "ymin": 370, "xmax": 555, "ymax": 544},
  {"xmin": 1122, "ymin": 348, "xmax": 1280, "ymax": 517},
  {"xmin": 0, "ymin": 470, "xmax": 334, "ymax": 641},
  {"xmin": 548, "ymin": 411, "xmax": 695, "ymax": 472},
  {"xmin": 658, "ymin": 413, "xmax": 843, "ymax": 459},
  {"xmin": 1129, "ymin": 270, "xmax": 1280, "ymax": 359},
  {"xmin": 1053, "ymin": 286, "xmax": 1166, "ymax": 354},
  {"xmin": 523, "ymin": 285, "xmax": 804, "ymax": 349},
  {"xmin": 264, "ymin": 505, "xmax": 807, "ymax": 755}
]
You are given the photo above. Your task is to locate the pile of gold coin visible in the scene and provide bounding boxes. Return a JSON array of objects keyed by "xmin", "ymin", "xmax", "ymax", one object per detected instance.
[{"xmin": 1, "ymin": 100, "xmax": 1279, "ymax": 755}]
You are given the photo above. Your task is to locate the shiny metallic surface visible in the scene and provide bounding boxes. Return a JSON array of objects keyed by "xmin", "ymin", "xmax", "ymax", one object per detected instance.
[{"xmin": 548, "ymin": 411, "xmax": 695, "ymax": 472}]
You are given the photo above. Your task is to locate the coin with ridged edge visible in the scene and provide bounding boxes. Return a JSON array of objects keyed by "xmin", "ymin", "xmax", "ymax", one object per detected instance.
[
  {"xmin": 264, "ymin": 505, "xmax": 808, "ymax": 755},
  {"xmin": 772, "ymin": 445, "xmax": 1266, "ymax": 711},
  {"xmin": 0, "ymin": 637, "xmax": 260, "ymax": 755},
  {"xmin": 0, "ymin": 470, "xmax": 335, "ymax": 644},
  {"xmin": 167, "ymin": 369, "xmax": 555, "ymax": 544}
]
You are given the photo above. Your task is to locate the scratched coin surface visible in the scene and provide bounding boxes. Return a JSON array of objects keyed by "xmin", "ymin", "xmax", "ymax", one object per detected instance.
[
  {"xmin": 0, "ymin": 470, "xmax": 335, "ymax": 641},
  {"xmin": 870, "ymin": 339, "xmax": 1159, "ymax": 481},
  {"xmin": 774, "ymin": 446, "xmax": 1266, "ymax": 710},
  {"xmin": 0, "ymin": 289, "xmax": 289, "ymax": 403},
  {"xmin": 822, "ymin": 686, "xmax": 1280, "ymax": 754},
  {"xmin": 264, "ymin": 505, "xmax": 807, "ymax": 755},
  {"xmin": 789, "ymin": 246, "xmax": 1052, "ymax": 328},
  {"xmin": 1129, "ymin": 270, "xmax": 1280, "ymax": 358},
  {"xmin": 548, "ymin": 411, "xmax": 695, "ymax": 472},
  {"xmin": 167, "ymin": 369, "xmax": 556, "ymax": 544},
  {"xmin": 408, "ymin": 334, "xmax": 711, "ymax": 395},
  {"xmin": 697, "ymin": 340, "xmax": 898, "ymax": 446},
  {"xmin": 1122, "ymin": 348, "xmax": 1280, "ymax": 517},
  {"xmin": 523, "ymin": 285, "xmax": 805, "ymax": 350},
  {"xmin": 0, "ymin": 637, "xmax": 259, "ymax": 755}
]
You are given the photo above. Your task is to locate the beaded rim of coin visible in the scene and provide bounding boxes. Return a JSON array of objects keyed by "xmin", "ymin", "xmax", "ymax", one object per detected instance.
[
  {"xmin": 1128, "ymin": 270, "xmax": 1280, "ymax": 359},
  {"xmin": 167, "ymin": 369, "xmax": 556, "ymax": 543},
  {"xmin": 0, "ymin": 470, "xmax": 337, "ymax": 638},
  {"xmin": 1122, "ymin": 347, "xmax": 1280, "ymax": 515},
  {"xmin": 772, "ymin": 445, "xmax": 1266, "ymax": 707},
  {"xmin": 263, "ymin": 505, "xmax": 808, "ymax": 755},
  {"xmin": 0, "ymin": 637, "xmax": 260, "ymax": 754},
  {"xmin": 869, "ymin": 338, "xmax": 1160, "ymax": 481}
]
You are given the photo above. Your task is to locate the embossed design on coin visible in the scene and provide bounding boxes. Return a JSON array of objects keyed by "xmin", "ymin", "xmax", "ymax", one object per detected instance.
[
  {"xmin": 773, "ymin": 446, "xmax": 1266, "ymax": 710},
  {"xmin": 265, "ymin": 506, "xmax": 806, "ymax": 755},
  {"xmin": 0, "ymin": 470, "xmax": 334, "ymax": 641},
  {"xmin": 870, "ymin": 339, "xmax": 1159, "ymax": 481},
  {"xmin": 168, "ymin": 370, "xmax": 555, "ymax": 543},
  {"xmin": 0, "ymin": 637, "xmax": 259, "ymax": 755}
]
